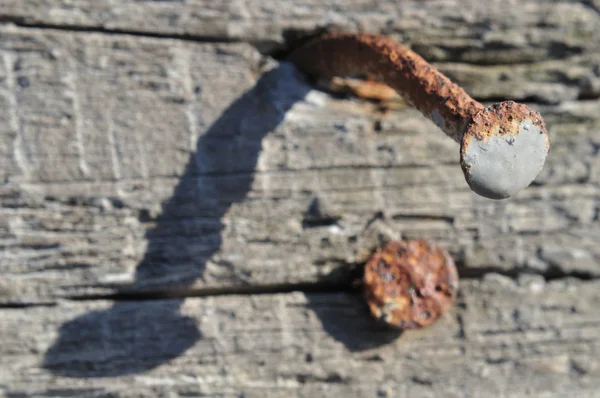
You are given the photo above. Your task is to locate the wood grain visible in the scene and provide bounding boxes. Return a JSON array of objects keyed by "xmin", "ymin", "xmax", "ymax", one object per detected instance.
[
  {"xmin": 0, "ymin": 25, "xmax": 599, "ymax": 304},
  {"xmin": 2, "ymin": 277, "xmax": 600, "ymax": 397},
  {"xmin": 0, "ymin": 1, "xmax": 599, "ymax": 396},
  {"xmin": 1, "ymin": 0, "xmax": 600, "ymax": 105}
]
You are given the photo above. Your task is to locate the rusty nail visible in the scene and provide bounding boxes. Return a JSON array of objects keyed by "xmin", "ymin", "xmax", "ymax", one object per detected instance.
[
  {"xmin": 289, "ymin": 33, "xmax": 550, "ymax": 199},
  {"xmin": 363, "ymin": 240, "xmax": 458, "ymax": 329}
]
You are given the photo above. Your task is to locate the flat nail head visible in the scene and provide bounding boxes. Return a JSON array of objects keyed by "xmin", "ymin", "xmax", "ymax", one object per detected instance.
[
  {"xmin": 363, "ymin": 240, "xmax": 458, "ymax": 330},
  {"xmin": 460, "ymin": 101, "xmax": 550, "ymax": 199}
]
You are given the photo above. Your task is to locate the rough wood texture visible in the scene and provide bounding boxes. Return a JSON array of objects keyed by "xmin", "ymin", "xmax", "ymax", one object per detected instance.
[
  {"xmin": 2, "ymin": 0, "xmax": 600, "ymax": 105},
  {"xmin": 2, "ymin": 277, "xmax": 600, "ymax": 397},
  {"xmin": 0, "ymin": 0, "xmax": 599, "ymax": 396},
  {"xmin": 0, "ymin": 24, "xmax": 598, "ymax": 304}
]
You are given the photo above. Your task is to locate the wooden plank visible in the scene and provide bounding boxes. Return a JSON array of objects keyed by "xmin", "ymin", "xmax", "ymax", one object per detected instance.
[
  {"xmin": 1, "ymin": 277, "xmax": 599, "ymax": 397},
  {"xmin": 0, "ymin": 4, "xmax": 598, "ymax": 397},
  {"xmin": 2, "ymin": 0, "xmax": 600, "ymax": 104},
  {"xmin": 1, "ymin": 25, "xmax": 599, "ymax": 304}
]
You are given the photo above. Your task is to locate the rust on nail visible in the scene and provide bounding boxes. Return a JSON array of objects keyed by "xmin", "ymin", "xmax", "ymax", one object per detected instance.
[
  {"xmin": 460, "ymin": 101, "xmax": 550, "ymax": 199},
  {"xmin": 289, "ymin": 32, "xmax": 483, "ymax": 142},
  {"xmin": 363, "ymin": 240, "xmax": 458, "ymax": 329}
]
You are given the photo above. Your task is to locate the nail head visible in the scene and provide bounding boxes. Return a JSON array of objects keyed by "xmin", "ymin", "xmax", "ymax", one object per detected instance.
[
  {"xmin": 363, "ymin": 240, "xmax": 459, "ymax": 330},
  {"xmin": 460, "ymin": 101, "xmax": 550, "ymax": 200}
]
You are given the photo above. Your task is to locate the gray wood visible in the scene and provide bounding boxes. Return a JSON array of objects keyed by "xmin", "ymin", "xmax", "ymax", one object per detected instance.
[
  {"xmin": 0, "ymin": 24, "xmax": 599, "ymax": 304},
  {"xmin": 1, "ymin": 0, "xmax": 600, "ymax": 104},
  {"xmin": 0, "ymin": 1, "xmax": 599, "ymax": 396},
  {"xmin": 2, "ymin": 277, "xmax": 600, "ymax": 397}
]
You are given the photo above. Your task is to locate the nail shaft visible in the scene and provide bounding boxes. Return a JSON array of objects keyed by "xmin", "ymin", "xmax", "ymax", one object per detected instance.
[{"xmin": 289, "ymin": 33, "xmax": 483, "ymax": 142}]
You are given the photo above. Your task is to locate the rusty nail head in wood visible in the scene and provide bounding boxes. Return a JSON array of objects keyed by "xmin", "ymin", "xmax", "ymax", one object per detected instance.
[
  {"xmin": 289, "ymin": 33, "xmax": 550, "ymax": 199},
  {"xmin": 363, "ymin": 240, "xmax": 459, "ymax": 329}
]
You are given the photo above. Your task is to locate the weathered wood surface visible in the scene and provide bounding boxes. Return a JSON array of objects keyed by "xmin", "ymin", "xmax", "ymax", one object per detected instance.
[
  {"xmin": 2, "ymin": 277, "xmax": 600, "ymax": 397},
  {"xmin": 0, "ymin": 24, "xmax": 598, "ymax": 304},
  {"xmin": 2, "ymin": 0, "xmax": 600, "ymax": 104},
  {"xmin": 0, "ymin": 0, "xmax": 599, "ymax": 396}
]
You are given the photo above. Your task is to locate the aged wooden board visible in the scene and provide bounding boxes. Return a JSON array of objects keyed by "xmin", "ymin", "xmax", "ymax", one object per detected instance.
[
  {"xmin": 1, "ymin": 277, "xmax": 600, "ymax": 397},
  {"xmin": 0, "ymin": 1, "xmax": 599, "ymax": 396},
  {"xmin": 0, "ymin": 24, "xmax": 599, "ymax": 304},
  {"xmin": 1, "ymin": 0, "xmax": 600, "ymax": 104}
]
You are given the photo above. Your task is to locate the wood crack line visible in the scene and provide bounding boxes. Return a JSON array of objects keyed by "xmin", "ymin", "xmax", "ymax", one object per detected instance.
[
  {"xmin": 0, "ymin": 16, "xmax": 244, "ymax": 44},
  {"xmin": 1, "ymin": 272, "xmax": 598, "ymax": 307}
]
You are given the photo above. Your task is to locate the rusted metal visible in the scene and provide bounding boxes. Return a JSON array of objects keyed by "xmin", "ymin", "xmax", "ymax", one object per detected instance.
[
  {"xmin": 289, "ymin": 32, "xmax": 550, "ymax": 200},
  {"xmin": 460, "ymin": 101, "xmax": 550, "ymax": 199},
  {"xmin": 324, "ymin": 76, "xmax": 399, "ymax": 102},
  {"xmin": 363, "ymin": 240, "xmax": 458, "ymax": 329},
  {"xmin": 289, "ymin": 32, "xmax": 482, "ymax": 142}
]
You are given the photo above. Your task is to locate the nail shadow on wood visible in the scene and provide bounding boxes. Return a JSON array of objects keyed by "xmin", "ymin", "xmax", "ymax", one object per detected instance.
[
  {"xmin": 306, "ymin": 267, "xmax": 403, "ymax": 352},
  {"xmin": 43, "ymin": 64, "xmax": 312, "ymax": 377},
  {"xmin": 308, "ymin": 293, "xmax": 403, "ymax": 352}
]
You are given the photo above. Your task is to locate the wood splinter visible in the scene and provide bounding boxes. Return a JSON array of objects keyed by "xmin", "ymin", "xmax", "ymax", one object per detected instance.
[{"xmin": 289, "ymin": 32, "xmax": 550, "ymax": 200}]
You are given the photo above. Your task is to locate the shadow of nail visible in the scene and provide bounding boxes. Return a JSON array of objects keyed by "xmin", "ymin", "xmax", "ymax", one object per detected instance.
[
  {"xmin": 42, "ymin": 63, "xmax": 312, "ymax": 377},
  {"xmin": 306, "ymin": 291, "xmax": 403, "ymax": 352},
  {"xmin": 42, "ymin": 300, "xmax": 200, "ymax": 377}
]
